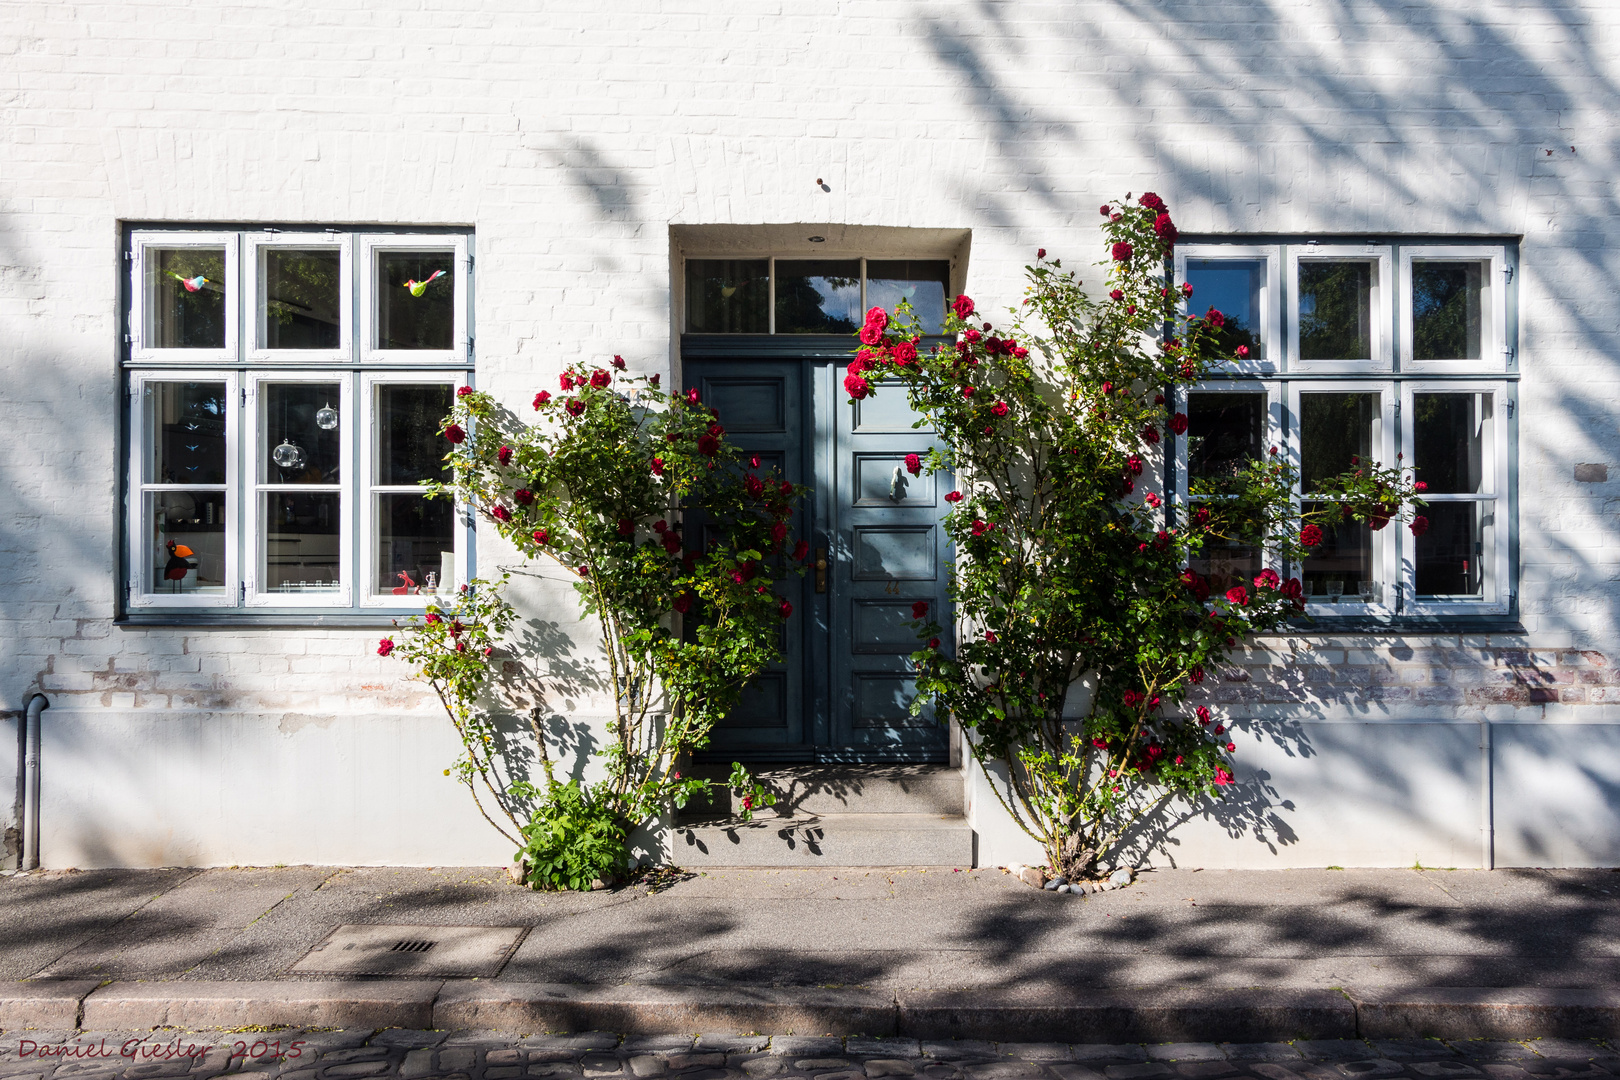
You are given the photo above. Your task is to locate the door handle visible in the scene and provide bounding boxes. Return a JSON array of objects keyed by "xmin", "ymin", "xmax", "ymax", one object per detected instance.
[{"xmin": 815, "ymin": 547, "xmax": 828, "ymax": 593}]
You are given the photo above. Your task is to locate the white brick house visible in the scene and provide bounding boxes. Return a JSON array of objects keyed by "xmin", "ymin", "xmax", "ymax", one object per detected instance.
[{"xmin": 3, "ymin": 0, "xmax": 1619, "ymax": 870}]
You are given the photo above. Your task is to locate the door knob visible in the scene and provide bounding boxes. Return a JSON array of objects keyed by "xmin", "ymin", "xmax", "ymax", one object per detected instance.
[{"xmin": 815, "ymin": 547, "xmax": 828, "ymax": 593}]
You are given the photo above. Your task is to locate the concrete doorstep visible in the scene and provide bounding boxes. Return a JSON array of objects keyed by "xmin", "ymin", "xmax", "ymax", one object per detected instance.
[{"xmin": 2, "ymin": 982, "xmax": 1619, "ymax": 1042}]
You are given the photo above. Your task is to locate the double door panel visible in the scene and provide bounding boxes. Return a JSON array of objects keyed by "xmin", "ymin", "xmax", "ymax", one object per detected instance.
[{"xmin": 686, "ymin": 358, "xmax": 949, "ymax": 762}]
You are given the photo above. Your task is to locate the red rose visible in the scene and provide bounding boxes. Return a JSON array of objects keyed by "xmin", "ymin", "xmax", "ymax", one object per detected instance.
[
  {"xmin": 952, "ymin": 294, "xmax": 975, "ymax": 320},
  {"xmin": 612, "ymin": 354, "xmax": 626, "ymax": 369},
  {"xmin": 859, "ymin": 324, "xmax": 884, "ymax": 347},
  {"xmin": 1098, "ymin": 204, "xmax": 1111, "ymax": 216},
  {"xmin": 1140, "ymin": 192, "xmax": 1165, "ymax": 211},
  {"xmin": 457, "ymin": 385, "xmax": 473, "ymax": 397},
  {"xmin": 893, "ymin": 340, "xmax": 918, "ymax": 364},
  {"xmin": 1112, "ymin": 241, "xmax": 1133, "ymax": 262},
  {"xmin": 532, "ymin": 528, "xmax": 549, "ymax": 545},
  {"xmin": 653, "ymin": 519, "xmax": 667, "ymax": 533},
  {"xmin": 577, "ymin": 565, "xmax": 590, "ymax": 577},
  {"xmin": 449, "ymin": 620, "xmax": 463, "ymax": 637},
  {"xmin": 905, "ymin": 453, "xmax": 922, "ymax": 476},
  {"xmin": 794, "ymin": 539, "xmax": 810, "ymax": 561},
  {"xmin": 1154, "ymin": 212, "xmax": 1177, "ymax": 245},
  {"xmin": 928, "ymin": 637, "xmax": 941, "ymax": 649},
  {"xmin": 497, "ymin": 445, "xmax": 513, "ymax": 466},
  {"xmin": 1109, "ymin": 289, "xmax": 1124, "ymax": 301},
  {"xmin": 1126, "ymin": 454, "xmax": 1143, "ymax": 476},
  {"xmin": 686, "ymin": 388, "xmax": 700, "ymax": 405},
  {"xmin": 971, "ymin": 519, "xmax": 991, "ymax": 537},
  {"xmin": 425, "ymin": 612, "xmax": 441, "ymax": 624},
  {"xmin": 1190, "ymin": 666, "xmax": 1205, "ymax": 684},
  {"xmin": 533, "ymin": 391, "xmax": 551, "ymax": 408},
  {"xmin": 990, "ymin": 400, "xmax": 1009, "ymax": 418},
  {"xmin": 945, "ymin": 490, "xmax": 963, "ymax": 503},
  {"xmin": 697, "ymin": 434, "xmax": 719, "ymax": 456},
  {"xmin": 1205, "ymin": 307, "xmax": 1225, "ymax": 328},
  {"xmin": 1281, "ymin": 577, "xmax": 1303, "ymax": 600},
  {"xmin": 1299, "ymin": 524, "xmax": 1324, "ymax": 547},
  {"xmin": 662, "ymin": 532, "xmax": 681, "ymax": 554},
  {"xmin": 1192, "ymin": 507, "xmax": 1211, "ymax": 529},
  {"xmin": 673, "ymin": 594, "xmax": 692, "ymax": 614},
  {"xmin": 1169, "ymin": 412, "xmax": 1189, "ymax": 435},
  {"xmin": 844, "ymin": 373, "xmax": 871, "ymax": 400},
  {"xmin": 650, "ymin": 374, "xmax": 661, "ymax": 387},
  {"xmin": 1143, "ymin": 427, "xmax": 1161, "ymax": 445},
  {"xmin": 454, "ymin": 640, "xmax": 466, "ymax": 653},
  {"xmin": 911, "ymin": 600, "xmax": 929, "ymax": 619},
  {"xmin": 560, "ymin": 373, "xmax": 576, "ymax": 391},
  {"xmin": 864, "ymin": 306, "xmax": 888, "ymax": 330},
  {"xmin": 590, "ymin": 369, "xmax": 611, "ymax": 389},
  {"xmin": 1235, "ymin": 346, "xmax": 1249, "ymax": 359},
  {"xmin": 962, "ymin": 385, "xmax": 975, "ymax": 398},
  {"xmin": 1254, "ymin": 568, "xmax": 1280, "ymax": 590},
  {"xmin": 514, "ymin": 489, "xmax": 534, "ymax": 505},
  {"xmin": 778, "ymin": 599, "xmax": 793, "ymax": 619},
  {"xmin": 491, "ymin": 504, "xmax": 512, "ymax": 522},
  {"xmin": 617, "ymin": 518, "xmax": 634, "ymax": 536},
  {"xmin": 444, "ymin": 424, "xmax": 466, "ymax": 444},
  {"xmin": 566, "ymin": 399, "xmax": 585, "ymax": 417},
  {"xmin": 376, "ymin": 637, "xmax": 395, "ymax": 656},
  {"xmin": 770, "ymin": 521, "xmax": 788, "ymax": 544},
  {"xmin": 1126, "ymin": 305, "xmax": 1137, "ymax": 316},
  {"xmin": 651, "ymin": 457, "xmax": 665, "ymax": 476},
  {"xmin": 1226, "ymin": 585, "xmax": 1249, "ymax": 606},
  {"xmin": 984, "ymin": 630, "xmax": 997, "ymax": 643},
  {"xmin": 1410, "ymin": 515, "xmax": 1430, "ymax": 537}
]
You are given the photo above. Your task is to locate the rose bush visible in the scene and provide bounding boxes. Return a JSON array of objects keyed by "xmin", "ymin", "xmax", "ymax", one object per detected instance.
[{"xmin": 851, "ymin": 193, "xmax": 1422, "ymax": 877}]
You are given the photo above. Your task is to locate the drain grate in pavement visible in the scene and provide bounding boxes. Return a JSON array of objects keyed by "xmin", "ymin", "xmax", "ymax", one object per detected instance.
[{"xmin": 289, "ymin": 924, "xmax": 525, "ymax": 977}]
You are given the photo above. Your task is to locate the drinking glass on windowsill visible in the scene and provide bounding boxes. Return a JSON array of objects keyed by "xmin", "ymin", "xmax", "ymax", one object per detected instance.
[
  {"xmin": 1357, "ymin": 580, "xmax": 1376, "ymax": 605},
  {"xmin": 1325, "ymin": 579, "xmax": 1343, "ymax": 603}
]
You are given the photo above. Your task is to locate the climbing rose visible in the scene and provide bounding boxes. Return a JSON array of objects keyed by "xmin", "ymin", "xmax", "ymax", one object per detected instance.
[
  {"xmin": 984, "ymin": 630, "xmax": 998, "ymax": 643},
  {"xmin": 971, "ymin": 519, "xmax": 991, "ymax": 537},
  {"xmin": 1214, "ymin": 768, "xmax": 1234, "ymax": 786},
  {"xmin": 617, "ymin": 518, "xmax": 634, "ymax": 536},
  {"xmin": 1192, "ymin": 507, "xmax": 1211, "ymax": 529},
  {"xmin": 651, "ymin": 457, "xmax": 664, "ymax": 476},
  {"xmin": 745, "ymin": 474, "xmax": 765, "ymax": 499},
  {"xmin": 945, "ymin": 491, "xmax": 963, "ymax": 503},
  {"xmin": 1037, "ymin": 248, "xmax": 1046, "ymax": 259},
  {"xmin": 844, "ymin": 373, "xmax": 871, "ymax": 399},
  {"xmin": 497, "ymin": 445, "xmax": 513, "ymax": 466},
  {"xmin": 457, "ymin": 385, "xmax": 473, "ymax": 397},
  {"xmin": 1300, "ymin": 524, "xmax": 1324, "ymax": 547},
  {"xmin": 1145, "ymin": 491, "xmax": 1162, "ymax": 508},
  {"xmin": 1169, "ymin": 412, "xmax": 1189, "ymax": 435},
  {"xmin": 577, "ymin": 565, "xmax": 590, "ymax": 577},
  {"xmin": 673, "ymin": 594, "xmax": 691, "ymax": 614},
  {"xmin": 1410, "ymin": 515, "xmax": 1430, "ymax": 537},
  {"xmin": 1112, "ymin": 241, "xmax": 1133, "ymax": 262},
  {"xmin": 444, "ymin": 424, "xmax": 465, "ymax": 444},
  {"xmin": 590, "ymin": 369, "xmax": 611, "ymax": 388},
  {"xmin": 952, "ymin": 294, "xmax": 975, "ymax": 320},
  {"xmin": 912, "ymin": 600, "xmax": 929, "ymax": 619},
  {"xmin": 697, "ymin": 434, "xmax": 719, "ymax": 456},
  {"xmin": 1099, "ymin": 204, "xmax": 1112, "ymax": 216},
  {"xmin": 1205, "ymin": 308, "xmax": 1225, "ymax": 328},
  {"xmin": 990, "ymin": 400, "xmax": 1009, "ymax": 418},
  {"xmin": 653, "ymin": 519, "xmax": 667, "ymax": 533},
  {"xmin": 1235, "ymin": 346, "xmax": 1249, "ymax": 359},
  {"xmin": 864, "ymin": 306, "xmax": 888, "ymax": 332},
  {"xmin": 794, "ymin": 539, "xmax": 810, "ymax": 561},
  {"xmin": 532, "ymin": 528, "xmax": 549, "ymax": 545},
  {"xmin": 1140, "ymin": 192, "xmax": 1165, "ymax": 211},
  {"xmin": 566, "ymin": 399, "xmax": 585, "ymax": 417},
  {"xmin": 560, "ymin": 373, "xmax": 576, "ymax": 390},
  {"xmin": 686, "ymin": 388, "xmax": 700, "ymax": 405},
  {"xmin": 905, "ymin": 453, "xmax": 922, "ymax": 475},
  {"xmin": 1414, "ymin": 481, "xmax": 1429, "ymax": 492},
  {"xmin": 962, "ymin": 385, "xmax": 975, "ymax": 398},
  {"xmin": 1190, "ymin": 666, "xmax": 1205, "ymax": 684},
  {"xmin": 376, "ymin": 637, "xmax": 395, "ymax": 656},
  {"xmin": 929, "ymin": 637, "xmax": 941, "ymax": 649},
  {"xmin": 859, "ymin": 323, "xmax": 884, "ymax": 347},
  {"xmin": 650, "ymin": 374, "xmax": 660, "ymax": 387},
  {"xmin": 1154, "ymin": 212, "xmax": 1177, "ymax": 245},
  {"xmin": 533, "ymin": 391, "xmax": 551, "ymax": 408},
  {"xmin": 662, "ymin": 532, "xmax": 681, "ymax": 554},
  {"xmin": 491, "ymin": 505, "xmax": 512, "ymax": 522},
  {"xmin": 1281, "ymin": 577, "xmax": 1303, "ymax": 601},
  {"xmin": 514, "ymin": 489, "xmax": 534, "ymax": 506},
  {"xmin": 1254, "ymin": 568, "xmax": 1280, "ymax": 590},
  {"xmin": 779, "ymin": 599, "xmax": 793, "ymax": 619},
  {"xmin": 1196, "ymin": 706, "xmax": 1212, "ymax": 723},
  {"xmin": 612, "ymin": 354, "xmax": 626, "ymax": 369},
  {"xmin": 1109, "ymin": 289, "xmax": 1124, "ymax": 301},
  {"xmin": 893, "ymin": 340, "xmax": 918, "ymax": 364},
  {"xmin": 1142, "ymin": 427, "xmax": 1161, "ymax": 445},
  {"xmin": 771, "ymin": 521, "xmax": 788, "ymax": 544},
  {"xmin": 1226, "ymin": 585, "xmax": 1249, "ymax": 606}
]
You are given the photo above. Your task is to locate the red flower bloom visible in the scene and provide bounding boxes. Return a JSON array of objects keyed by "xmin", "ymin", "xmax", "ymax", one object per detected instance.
[
  {"xmin": 662, "ymin": 532, "xmax": 682, "ymax": 554},
  {"xmin": 844, "ymin": 373, "xmax": 872, "ymax": 400},
  {"xmin": 444, "ymin": 424, "xmax": 466, "ymax": 444},
  {"xmin": 686, "ymin": 388, "xmax": 700, "ymax": 405},
  {"xmin": 449, "ymin": 620, "xmax": 464, "ymax": 637},
  {"xmin": 1281, "ymin": 577, "xmax": 1303, "ymax": 600},
  {"xmin": 1205, "ymin": 307, "xmax": 1225, "ymax": 328},
  {"xmin": 945, "ymin": 491, "xmax": 963, "ymax": 503},
  {"xmin": 1109, "ymin": 288, "xmax": 1124, "ymax": 301},
  {"xmin": 497, "ymin": 445, "xmax": 513, "ymax": 466},
  {"xmin": 864, "ymin": 306, "xmax": 889, "ymax": 332},
  {"xmin": 1226, "ymin": 585, "xmax": 1249, "ymax": 606},
  {"xmin": 905, "ymin": 453, "xmax": 922, "ymax": 476},
  {"xmin": 514, "ymin": 489, "xmax": 534, "ymax": 505},
  {"xmin": 1126, "ymin": 454, "xmax": 1143, "ymax": 476},
  {"xmin": 990, "ymin": 400, "xmax": 1009, "ymax": 418},
  {"xmin": 1190, "ymin": 666, "xmax": 1205, "ymax": 684},
  {"xmin": 617, "ymin": 518, "xmax": 634, "ymax": 536},
  {"xmin": 893, "ymin": 340, "xmax": 918, "ymax": 364},
  {"xmin": 457, "ymin": 385, "xmax": 473, "ymax": 398},
  {"xmin": 928, "ymin": 637, "xmax": 941, "ymax": 649},
  {"xmin": 566, "ymin": 399, "xmax": 585, "ymax": 417},
  {"xmin": 1154, "ymin": 212, "xmax": 1177, "ymax": 245},
  {"xmin": 779, "ymin": 479, "xmax": 794, "ymax": 495},
  {"xmin": 1140, "ymin": 192, "xmax": 1165, "ymax": 211},
  {"xmin": 1254, "ymin": 568, "xmax": 1280, "ymax": 590},
  {"xmin": 673, "ymin": 594, "xmax": 692, "ymax": 614},
  {"xmin": 779, "ymin": 599, "xmax": 793, "ymax": 619},
  {"xmin": 653, "ymin": 519, "xmax": 667, "ymax": 533},
  {"xmin": 962, "ymin": 385, "xmax": 975, "ymax": 398},
  {"xmin": 1112, "ymin": 241, "xmax": 1133, "ymax": 262},
  {"xmin": 1235, "ymin": 345, "xmax": 1250, "ymax": 359},
  {"xmin": 1099, "ymin": 204, "xmax": 1112, "ymax": 216},
  {"xmin": 650, "ymin": 374, "xmax": 661, "ymax": 387},
  {"xmin": 560, "ymin": 373, "xmax": 576, "ymax": 391},
  {"xmin": 651, "ymin": 457, "xmax": 665, "ymax": 476},
  {"xmin": 1300, "ymin": 524, "xmax": 1324, "ymax": 547},
  {"xmin": 533, "ymin": 391, "xmax": 551, "ymax": 408},
  {"xmin": 1213, "ymin": 768, "xmax": 1234, "ymax": 786},
  {"xmin": 749, "ymin": 454, "xmax": 761, "ymax": 468},
  {"xmin": 697, "ymin": 434, "xmax": 719, "ymax": 456},
  {"xmin": 952, "ymin": 294, "xmax": 975, "ymax": 320},
  {"xmin": 491, "ymin": 505, "xmax": 512, "ymax": 522},
  {"xmin": 745, "ymin": 474, "xmax": 765, "ymax": 499},
  {"xmin": 859, "ymin": 323, "xmax": 884, "ymax": 347},
  {"xmin": 532, "ymin": 528, "xmax": 549, "ymax": 545},
  {"xmin": 1181, "ymin": 281, "xmax": 1194, "ymax": 297},
  {"xmin": 590, "ymin": 369, "xmax": 611, "ymax": 389},
  {"xmin": 984, "ymin": 630, "xmax": 997, "ymax": 643},
  {"xmin": 1142, "ymin": 427, "xmax": 1161, "ymax": 445},
  {"xmin": 1123, "ymin": 690, "xmax": 1144, "ymax": 707},
  {"xmin": 971, "ymin": 519, "xmax": 991, "ymax": 537},
  {"xmin": 1192, "ymin": 507, "xmax": 1211, "ymax": 529},
  {"xmin": 771, "ymin": 521, "xmax": 788, "ymax": 544},
  {"xmin": 1410, "ymin": 515, "xmax": 1430, "ymax": 537},
  {"xmin": 425, "ymin": 612, "xmax": 441, "ymax": 624},
  {"xmin": 377, "ymin": 637, "xmax": 395, "ymax": 656},
  {"xmin": 1168, "ymin": 412, "xmax": 1189, "ymax": 435},
  {"xmin": 1196, "ymin": 706, "xmax": 1211, "ymax": 724},
  {"xmin": 911, "ymin": 600, "xmax": 929, "ymax": 619},
  {"xmin": 963, "ymin": 328, "xmax": 982, "ymax": 343},
  {"xmin": 577, "ymin": 565, "xmax": 590, "ymax": 577},
  {"xmin": 1414, "ymin": 481, "xmax": 1429, "ymax": 492},
  {"xmin": 794, "ymin": 539, "xmax": 810, "ymax": 561},
  {"xmin": 612, "ymin": 354, "xmax": 626, "ymax": 370},
  {"xmin": 1037, "ymin": 247, "xmax": 1047, "ymax": 259},
  {"xmin": 454, "ymin": 640, "xmax": 466, "ymax": 653}
]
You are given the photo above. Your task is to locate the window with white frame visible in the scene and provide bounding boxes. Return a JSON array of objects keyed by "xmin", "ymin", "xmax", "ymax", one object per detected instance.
[
  {"xmin": 124, "ymin": 227, "xmax": 472, "ymax": 617},
  {"xmin": 1175, "ymin": 240, "xmax": 1515, "ymax": 618}
]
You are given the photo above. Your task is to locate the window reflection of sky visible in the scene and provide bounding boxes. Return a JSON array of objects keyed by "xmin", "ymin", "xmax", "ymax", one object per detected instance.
[{"xmin": 1188, "ymin": 261, "xmax": 1262, "ymax": 332}]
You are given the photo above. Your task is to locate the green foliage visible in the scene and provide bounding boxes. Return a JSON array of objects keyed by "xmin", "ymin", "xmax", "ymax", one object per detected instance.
[
  {"xmin": 727, "ymin": 761, "xmax": 778, "ymax": 822},
  {"xmin": 847, "ymin": 195, "xmax": 1423, "ymax": 877},
  {"xmin": 515, "ymin": 781, "xmax": 630, "ymax": 891}
]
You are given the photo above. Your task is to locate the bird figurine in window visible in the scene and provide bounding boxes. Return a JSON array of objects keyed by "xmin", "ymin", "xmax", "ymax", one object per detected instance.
[
  {"xmin": 392, "ymin": 571, "xmax": 417, "ymax": 595},
  {"xmin": 164, "ymin": 540, "xmax": 196, "ymax": 582},
  {"xmin": 168, "ymin": 272, "xmax": 212, "ymax": 293},
  {"xmin": 402, "ymin": 270, "xmax": 446, "ymax": 297}
]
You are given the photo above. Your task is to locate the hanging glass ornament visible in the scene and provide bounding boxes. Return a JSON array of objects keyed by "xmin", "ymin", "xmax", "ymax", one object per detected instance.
[
  {"xmin": 315, "ymin": 403, "xmax": 339, "ymax": 431},
  {"xmin": 272, "ymin": 439, "xmax": 307, "ymax": 471}
]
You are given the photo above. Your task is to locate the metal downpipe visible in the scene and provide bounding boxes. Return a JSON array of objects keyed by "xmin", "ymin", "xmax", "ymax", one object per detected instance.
[{"xmin": 22, "ymin": 694, "xmax": 46, "ymax": 870}]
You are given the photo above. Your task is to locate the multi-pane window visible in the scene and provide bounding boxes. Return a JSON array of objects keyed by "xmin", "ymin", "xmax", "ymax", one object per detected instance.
[
  {"xmin": 124, "ymin": 228, "xmax": 471, "ymax": 616},
  {"xmin": 1175, "ymin": 241, "xmax": 1514, "ymax": 618},
  {"xmin": 684, "ymin": 258, "xmax": 954, "ymax": 334}
]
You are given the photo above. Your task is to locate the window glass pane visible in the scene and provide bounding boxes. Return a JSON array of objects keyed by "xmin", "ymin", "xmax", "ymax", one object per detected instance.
[
  {"xmin": 377, "ymin": 384, "xmax": 454, "ymax": 485},
  {"xmin": 376, "ymin": 494, "xmax": 455, "ymax": 596},
  {"xmin": 1301, "ymin": 502, "xmax": 1376, "ymax": 604},
  {"xmin": 263, "ymin": 247, "xmax": 341, "ymax": 349},
  {"xmin": 147, "ymin": 491, "xmax": 226, "ymax": 594},
  {"xmin": 1413, "ymin": 392, "xmax": 1489, "ymax": 494},
  {"xmin": 865, "ymin": 260, "xmax": 951, "ymax": 334},
  {"xmin": 146, "ymin": 247, "xmax": 226, "ymax": 348},
  {"xmin": 1414, "ymin": 502, "xmax": 1486, "ymax": 598},
  {"xmin": 685, "ymin": 259, "xmax": 769, "ymax": 333},
  {"xmin": 1188, "ymin": 392, "xmax": 1265, "ymax": 491},
  {"xmin": 1186, "ymin": 259, "xmax": 1264, "ymax": 360},
  {"xmin": 1298, "ymin": 261, "xmax": 1372, "ymax": 360},
  {"xmin": 377, "ymin": 251, "xmax": 454, "ymax": 350},
  {"xmin": 263, "ymin": 492, "xmax": 341, "ymax": 593},
  {"xmin": 776, "ymin": 259, "xmax": 861, "ymax": 334},
  {"xmin": 1412, "ymin": 261, "xmax": 1484, "ymax": 361},
  {"xmin": 1189, "ymin": 542, "xmax": 1261, "ymax": 598},
  {"xmin": 144, "ymin": 381, "xmax": 227, "ymax": 485},
  {"xmin": 1299, "ymin": 392, "xmax": 1377, "ymax": 491},
  {"xmin": 262, "ymin": 382, "xmax": 342, "ymax": 484}
]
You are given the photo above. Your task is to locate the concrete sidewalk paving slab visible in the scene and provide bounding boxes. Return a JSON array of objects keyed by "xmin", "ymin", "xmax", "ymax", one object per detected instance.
[
  {"xmin": 431, "ymin": 982, "xmax": 898, "ymax": 1036},
  {"xmin": 1349, "ymin": 989, "xmax": 1620, "ymax": 1040},
  {"xmin": 78, "ymin": 980, "xmax": 444, "ymax": 1032},
  {"xmin": 0, "ymin": 981, "xmax": 99, "ymax": 1030}
]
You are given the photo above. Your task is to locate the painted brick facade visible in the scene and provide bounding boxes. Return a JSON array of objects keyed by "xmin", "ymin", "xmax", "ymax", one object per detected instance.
[{"xmin": 3, "ymin": 0, "xmax": 1620, "ymax": 867}]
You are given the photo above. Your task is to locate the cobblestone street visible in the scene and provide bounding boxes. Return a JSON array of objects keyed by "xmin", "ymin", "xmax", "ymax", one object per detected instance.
[{"xmin": 1, "ymin": 1030, "xmax": 1616, "ymax": 1080}]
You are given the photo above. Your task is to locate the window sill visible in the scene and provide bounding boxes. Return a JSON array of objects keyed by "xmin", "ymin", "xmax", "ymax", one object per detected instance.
[
  {"xmin": 1274, "ymin": 614, "xmax": 1524, "ymax": 635},
  {"xmin": 118, "ymin": 612, "xmax": 410, "ymax": 629}
]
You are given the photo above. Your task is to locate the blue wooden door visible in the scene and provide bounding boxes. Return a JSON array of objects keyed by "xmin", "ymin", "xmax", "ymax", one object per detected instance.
[{"xmin": 685, "ymin": 357, "xmax": 949, "ymax": 763}]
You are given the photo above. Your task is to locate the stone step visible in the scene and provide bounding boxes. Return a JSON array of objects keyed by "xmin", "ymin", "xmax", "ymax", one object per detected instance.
[
  {"xmin": 683, "ymin": 764, "xmax": 965, "ymax": 816},
  {"xmin": 670, "ymin": 812, "xmax": 973, "ymax": 868}
]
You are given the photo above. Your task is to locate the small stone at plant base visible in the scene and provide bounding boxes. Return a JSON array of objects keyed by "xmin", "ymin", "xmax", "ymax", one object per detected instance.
[
  {"xmin": 1109, "ymin": 867, "xmax": 1133, "ymax": 887},
  {"xmin": 507, "ymin": 862, "xmax": 525, "ymax": 884},
  {"xmin": 1068, "ymin": 882, "xmax": 1087, "ymax": 895},
  {"xmin": 1019, "ymin": 866, "xmax": 1046, "ymax": 889},
  {"xmin": 1044, "ymin": 877, "xmax": 1061, "ymax": 891}
]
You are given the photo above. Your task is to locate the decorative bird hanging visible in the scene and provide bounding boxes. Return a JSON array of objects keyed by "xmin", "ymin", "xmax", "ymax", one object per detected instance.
[
  {"xmin": 402, "ymin": 270, "xmax": 446, "ymax": 297},
  {"xmin": 164, "ymin": 541, "xmax": 196, "ymax": 582},
  {"xmin": 169, "ymin": 272, "xmax": 211, "ymax": 293}
]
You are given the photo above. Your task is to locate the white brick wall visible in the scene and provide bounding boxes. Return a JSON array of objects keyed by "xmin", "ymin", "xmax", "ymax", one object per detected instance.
[{"xmin": 4, "ymin": 0, "xmax": 1620, "ymax": 867}]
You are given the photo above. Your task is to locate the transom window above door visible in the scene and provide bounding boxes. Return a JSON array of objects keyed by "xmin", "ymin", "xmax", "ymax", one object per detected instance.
[{"xmin": 685, "ymin": 258, "xmax": 954, "ymax": 335}]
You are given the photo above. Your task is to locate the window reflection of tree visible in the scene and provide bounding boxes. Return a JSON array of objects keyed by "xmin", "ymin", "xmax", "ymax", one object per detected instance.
[{"xmin": 1298, "ymin": 262, "xmax": 1371, "ymax": 360}]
